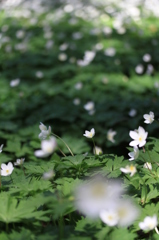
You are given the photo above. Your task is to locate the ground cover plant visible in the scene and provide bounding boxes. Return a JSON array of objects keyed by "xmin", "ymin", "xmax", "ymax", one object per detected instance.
[{"xmin": 1, "ymin": 0, "xmax": 159, "ymax": 239}]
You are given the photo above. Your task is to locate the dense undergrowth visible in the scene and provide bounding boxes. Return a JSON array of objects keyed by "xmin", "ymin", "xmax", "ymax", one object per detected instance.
[{"xmin": 0, "ymin": 1, "xmax": 159, "ymax": 239}]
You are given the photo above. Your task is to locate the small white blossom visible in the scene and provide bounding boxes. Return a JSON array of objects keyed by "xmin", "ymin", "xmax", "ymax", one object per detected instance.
[
  {"xmin": 143, "ymin": 53, "xmax": 151, "ymax": 62},
  {"xmin": 36, "ymin": 71, "xmax": 43, "ymax": 78},
  {"xmin": 135, "ymin": 64, "xmax": 144, "ymax": 74},
  {"xmin": 74, "ymin": 176, "xmax": 123, "ymax": 218},
  {"xmin": 84, "ymin": 101, "xmax": 95, "ymax": 112},
  {"xmin": 99, "ymin": 209, "xmax": 119, "ymax": 226},
  {"xmin": 107, "ymin": 129, "xmax": 117, "ymax": 143},
  {"xmin": 93, "ymin": 146, "xmax": 103, "ymax": 155},
  {"xmin": 73, "ymin": 98, "xmax": 81, "ymax": 105},
  {"xmin": 0, "ymin": 144, "xmax": 3, "ymax": 153},
  {"xmin": 104, "ymin": 47, "xmax": 116, "ymax": 57},
  {"xmin": 1, "ymin": 162, "xmax": 14, "ymax": 176},
  {"xmin": 143, "ymin": 162, "xmax": 152, "ymax": 170},
  {"xmin": 83, "ymin": 128, "xmax": 95, "ymax": 138},
  {"xmin": 128, "ymin": 147, "xmax": 139, "ymax": 161},
  {"xmin": 74, "ymin": 82, "xmax": 83, "ymax": 90},
  {"xmin": 129, "ymin": 126, "xmax": 148, "ymax": 148},
  {"xmin": 39, "ymin": 122, "xmax": 51, "ymax": 140},
  {"xmin": 139, "ymin": 215, "xmax": 158, "ymax": 231},
  {"xmin": 43, "ymin": 170, "xmax": 54, "ymax": 180},
  {"xmin": 58, "ymin": 53, "xmax": 67, "ymax": 61},
  {"xmin": 10, "ymin": 79, "xmax": 20, "ymax": 87},
  {"xmin": 128, "ymin": 109, "xmax": 137, "ymax": 117},
  {"xmin": 120, "ymin": 165, "xmax": 137, "ymax": 177},
  {"xmin": 14, "ymin": 158, "xmax": 25, "ymax": 166},
  {"xmin": 34, "ymin": 137, "xmax": 57, "ymax": 158},
  {"xmin": 143, "ymin": 111, "xmax": 154, "ymax": 124}
]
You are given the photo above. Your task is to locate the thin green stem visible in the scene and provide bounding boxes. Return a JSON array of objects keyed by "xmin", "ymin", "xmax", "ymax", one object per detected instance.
[
  {"xmin": 51, "ymin": 132, "xmax": 74, "ymax": 156},
  {"xmin": 57, "ymin": 147, "xmax": 66, "ymax": 157},
  {"xmin": 92, "ymin": 138, "xmax": 96, "ymax": 155}
]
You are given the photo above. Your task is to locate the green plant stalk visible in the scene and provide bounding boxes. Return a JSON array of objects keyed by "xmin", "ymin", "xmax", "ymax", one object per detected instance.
[
  {"xmin": 92, "ymin": 138, "xmax": 96, "ymax": 155},
  {"xmin": 51, "ymin": 132, "xmax": 74, "ymax": 156}
]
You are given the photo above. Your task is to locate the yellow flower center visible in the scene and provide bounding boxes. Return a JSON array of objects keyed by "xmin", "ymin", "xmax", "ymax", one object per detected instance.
[
  {"xmin": 6, "ymin": 170, "xmax": 9, "ymax": 173},
  {"xmin": 130, "ymin": 165, "xmax": 135, "ymax": 171},
  {"xmin": 139, "ymin": 137, "xmax": 142, "ymax": 142},
  {"xmin": 92, "ymin": 184, "xmax": 105, "ymax": 198}
]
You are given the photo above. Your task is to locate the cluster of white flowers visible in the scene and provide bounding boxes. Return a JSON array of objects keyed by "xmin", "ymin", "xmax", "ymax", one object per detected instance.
[{"xmin": 74, "ymin": 176, "xmax": 139, "ymax": 226}]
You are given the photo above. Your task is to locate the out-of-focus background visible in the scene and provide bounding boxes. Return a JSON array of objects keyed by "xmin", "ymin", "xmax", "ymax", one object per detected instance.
[{"xmin": 1, "ymin": 0, "xmax": 159, "ymax": 158}]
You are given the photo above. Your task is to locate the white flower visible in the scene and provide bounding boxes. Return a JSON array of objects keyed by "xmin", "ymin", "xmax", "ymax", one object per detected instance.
[
  {"xmin": 128, "ymin": 109, "xmax": 137, "ymax": 117},
  {"xmin": 143, "ymin": 162, "xmax": 152, "ymax": 170},
  {"xmin": 58, "ymin": 53, "xmax": 67, "ymax": 61},
  {"xmin": 128, "ymin": 147, "xmax": 139, "ymax": 161},
  {"xmin": 115, "ymin": 199, "xmax": 139, "ymax": 227},
  {"xmin": 83, "ymin": 128, "xmax": 95, "ymax": 138},
  {"xmin": 99, "ymin": 209, "xmax": 119, "ymax": 226},
  {"xmin": 120, "ymin": 165, "xmax": 137, "ymax": 177},
  {"xmin": 93, "ymin": 146, "xmax": 102, "ymax": 155},
  {"xmin": 139, "ymin": 215, "xmax": 158, "ymax": 231},
  {"xmin": 129, "ymin": 126, "xmax": 148, "ymax": 147},
  {"xmin": 43, "ymin": 170, "xmax": 54, "ymax": 180},
  {"xmin": 0, "ymin": 144, "xmax": 3, "ymax": 153},
  {"xmin": 135, "ymin": 64, "xmax": 144, "ymax": 74},
  {"xmin": 14, "ymin": 158, "xmax": 25, "ymax": 166},
  {"xmin": 74, "ymin": 82, "xmax": 83, "ymax": 90},
  {"xmin": 104, "ymin": 47, "xmax": 116, "ymax": 57},
  {"xmin": 107, "ymin": 129, "xmax": 117, "ymax": 143},
  {"xmin": 10, "ymin": 79, "xmax": 20, "ymax": 87},
  {"xmin": 39, "ymin": 122, "xmax": 51, "ymax": 140},
  {"xmin": 73, "ymin": 98, "xmax": 81, "ymax": 105},
  {"xmin": 74, "ymin": 176, "xmax": 123, "ymax": 218},
  {"xmin": 143, "ymin": 111, "xmax": 154, "ymax": 124},
  {"xmin": 34, "ymin": 137, "xmax": 57, "ymax": 158},
  {"xmin": 36, "ymin": 71, "xmax": 43, "ymax": 78},
  {"xmin": 143, "ymin": 53, "xmax": 151, "ymax": 62},
  {"xmin": 84, "ymin": 101, "xmax": 95, "ymax": 111},
  {"xmin": 1, "ymin": 162, "xmax": 14, "ymax": 176},
  {"xmin": 100, "ymin": 199, "xmax": 139, "ymax": 227}
]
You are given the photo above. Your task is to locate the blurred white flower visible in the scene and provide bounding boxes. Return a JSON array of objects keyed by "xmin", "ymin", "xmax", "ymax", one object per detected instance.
[
  {"xmin": 99, "ymin": 209, "xmax": 119, "ymax": 226},
  {"xmin": 128, "ymin": 146, "xmax": 139, "ymax": 161},
  {"xmin": 139, "ymin": 215, "xmax": 158, "ymax": 231},
  {"xmin": 116, "ymin": 199, "xmax": 139, "ymax": 227},
  {"xmin": 103, "ymin": 26, "xmax": 112, "ymax": 35},
  {"xmin": 59, "ymin": 43, "xmax": 68, "ymax": 51},
  {"xmin": 39, "ymin": 122, "xmax": 51, "ymax": 140},
  {"xmin": 1, "ymin": 162, "xmax": 14, "ymax": 176},
  {"xmin": 129, "ymin": 126, "xmax": 148, "ymax": 147},
  {"xmin": 16, "ymin": 30, "xmax": 25, "ymax": 39},
  {"xmin": 83, "ymin": 128, "xmax": 95, "ymax": 138},
  {"xmin": 107, "ymin": 129, "xmax": 117, "ymax": 143},
  {"xmin": 146, "ymin": 64, "xmax": 154, "ymax": 75},
  {"xmin": 74, "ymin": 82, "xmax": 83, "ymax": 90},
  {"xmin": 94, "ymin": 43, "xmax": 103, "ymax": 50},
  {"xmin": 73, "ymin": 98, "xmax": 81, "ymax": 105},
  {"xmin": 104, "ymin": 47, "xmax": 116, "ymax": 57},
  {"xmin": 135, "ymin": 64, "xmax": 144, "ymax": 74},
  {"xmin": 64, "ymin": 4, "xmax": 74, "ymax": 13},
  {"xmin": 143, "ymin": 162, "xmax": 152, "ymax": 170},
  {"xmin": 10, "ymin": 79, "xmax": 20, "ymax": 87},
  {"xmin": 74, "ymin": 176, "xmax": 123, "ymax": 218},
  {"xmin": 43, "ymin": 170, "xmax": 54, "ymax": 180},
  {"xmin": 36, "ymin": 71, "xmax": 44, "ymax": 78},
  {"xmin": 14, "ymin": 158, "xmax": 25, "ymax": 166},
  {"xmin": 120, "ymin": 165, "xmax": 137, "ymax": 177},
  {"xmin": 93, "ymin": 146, "xmax": 102, "ymax": 155},
  {"xmin": 0, "ymin": 144, "xmax": 3, "ymax": 153},
  {"xmin": 77, "ymin": 51, "xmax": 96, "ymax": 66},
  {"xmin": 58, "ymin": 53, "xmax": 67, "ymax": 61},
  {"xmin": 128, "ymin": 109, "xmax": 137, "ymax": 117},
  {"xmin": 34, "ymin": 137, "xmax": 57, "ymax": 158},
  {"xmin": 45, "ymin": 40, "xmax": 54, "ymax": 49},
  {"xmin": 143, "ymin": 111, "xmax": 154, "ymax": 124},
  {"xmin": 84, "ymin": 101, "xmax": 94, "ymax": 111},
  {"xmin": 143, "ymin": 53, "xmax": 151, "ymax": 62},
  {"xmin": 72, "ymin": 32, "xmax": 83, "ymax": 40}
]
